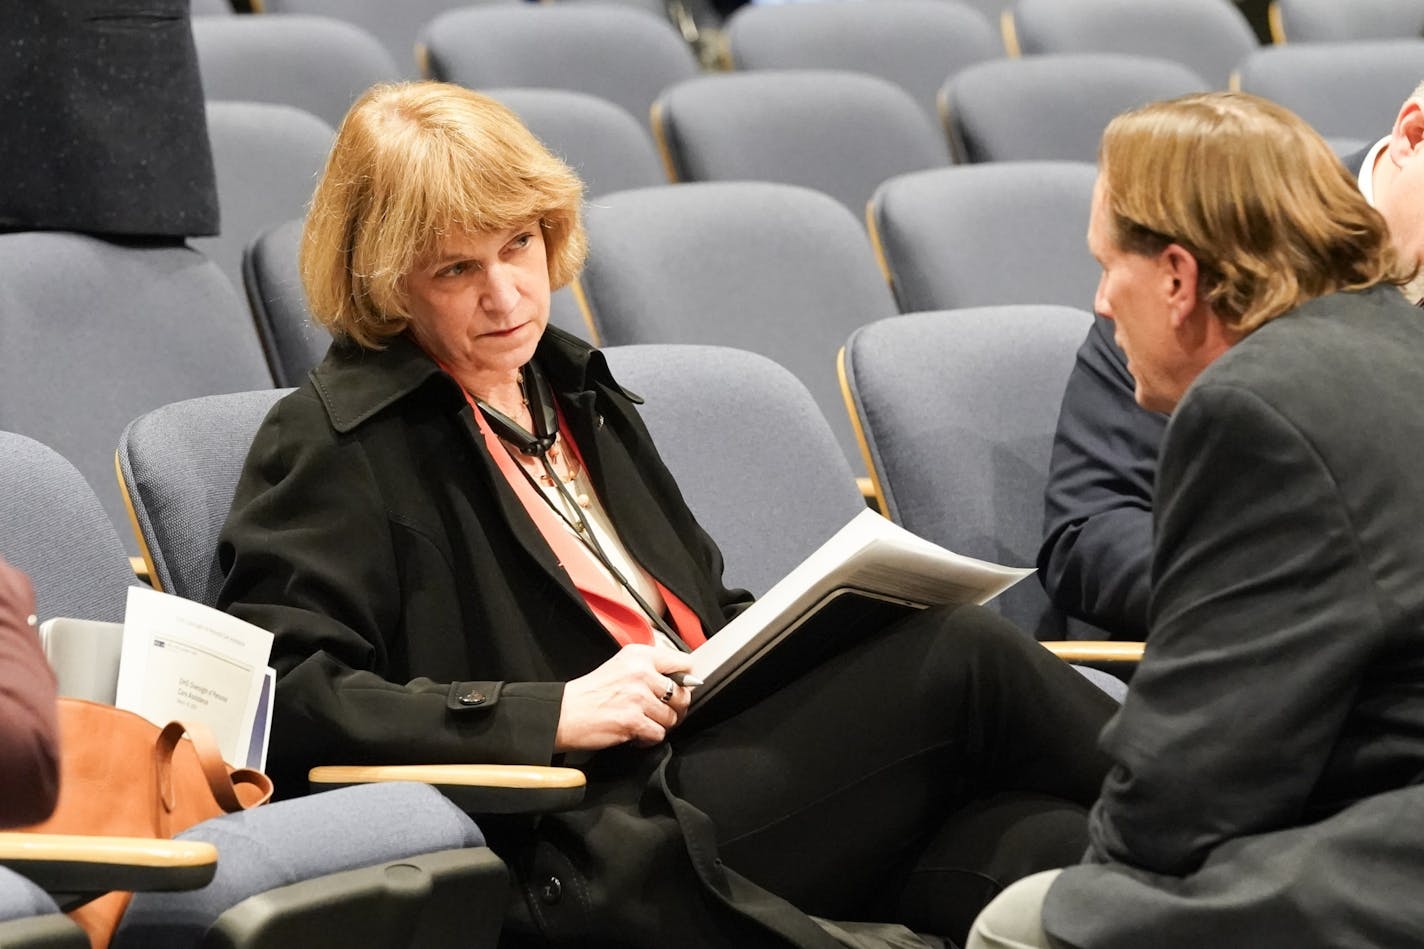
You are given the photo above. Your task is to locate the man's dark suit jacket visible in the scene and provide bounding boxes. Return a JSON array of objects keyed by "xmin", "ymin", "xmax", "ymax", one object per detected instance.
[
  {"xmin": 1038, "ymin": 148, "xmax": 1381, "ymax": 640},
  {"xmin": 1037, "ymin": 315, "xmax": 1166, "ymax": 639},
  {"xmin": 1043, "ymin": 286, "xmax": 1424, "ymax": 946}
]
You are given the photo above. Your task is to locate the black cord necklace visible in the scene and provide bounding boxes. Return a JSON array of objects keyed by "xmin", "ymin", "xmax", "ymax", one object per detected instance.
[{"xmin": 483, "ymin": 366, "xmax": 693, "ymax": 653}]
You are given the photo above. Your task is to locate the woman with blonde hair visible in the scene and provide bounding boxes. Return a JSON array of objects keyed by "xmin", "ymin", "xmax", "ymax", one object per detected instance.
[{"xmin": 218, "ymin": 81, "xmax": 1116, "ymax": 949}]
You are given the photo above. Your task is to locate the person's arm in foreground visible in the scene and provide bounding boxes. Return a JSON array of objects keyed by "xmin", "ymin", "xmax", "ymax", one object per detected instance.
[{"xmin": 0, "ymin": 560, "xmax": 59, "ymax": 826}]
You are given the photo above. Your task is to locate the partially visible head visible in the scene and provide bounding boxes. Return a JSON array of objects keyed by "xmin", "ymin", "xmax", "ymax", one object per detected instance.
[
  {"xmin": 302, "ymin": 82, "xmax": 587, "ymax": 349},
  {"xmin": 1090, "ymin": 91, "xmax": 1409, "ymax": 411},
  {"xmin": 1372, "ymin": 79, "xmax": 1424, "ymax": 298}
]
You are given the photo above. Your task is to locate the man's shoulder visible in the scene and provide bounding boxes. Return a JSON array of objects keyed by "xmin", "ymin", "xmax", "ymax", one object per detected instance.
[
  {"xmin": 1172, "ymin": 286, "xmax": 1424, "ymax": 459},
  {"xmin": 1201, "ymin": 286, "xmax": 1422, "ymax": 394}
]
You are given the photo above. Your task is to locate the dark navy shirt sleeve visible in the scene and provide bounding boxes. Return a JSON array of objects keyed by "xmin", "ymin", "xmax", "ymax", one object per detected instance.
[{"xmin": 1037, "ymin": 316, "xmax": 1168, "ymax": 640}]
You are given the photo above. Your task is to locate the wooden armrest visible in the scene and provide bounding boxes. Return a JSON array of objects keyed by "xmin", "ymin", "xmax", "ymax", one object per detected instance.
[
  {"xmin": 0, "ymin": 833, "xmax": 218, "ymax": 909},
  {"xmin": 308, "ymin": 764, "xmax": 587, "ymax": 815},
  {"xmin": 1041, "ymin": 640, "xmax": 1145, "ymax": 665}
]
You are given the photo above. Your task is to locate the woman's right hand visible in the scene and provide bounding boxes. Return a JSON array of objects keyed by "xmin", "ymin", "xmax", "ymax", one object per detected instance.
[{"xmin": 554, "ymin": 644, "xmax": 695, "ymax": 752}]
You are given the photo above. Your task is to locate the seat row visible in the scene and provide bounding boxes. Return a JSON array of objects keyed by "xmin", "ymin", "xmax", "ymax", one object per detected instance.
[
  {"xmin": 199, "ymin": 35, "xmax": 1411, "ymax": 343},
  {"xmin": 187, "ymin": 0, "xmax": 1422, "ymax": 304},
  {"xmin": 254, "ymin": 171, "xmax": 1101, "ymax": 465},
  {"xmin": 187, "ymin": 0, "xmax": 1424, "ymax": 145},
  {"xmin": 193, "ymin": 0, "xmax": 1424, "ymax": 92},
  {"xmin": 5, "ymin": 170, "xmax": 1098, "ymax": 560}
]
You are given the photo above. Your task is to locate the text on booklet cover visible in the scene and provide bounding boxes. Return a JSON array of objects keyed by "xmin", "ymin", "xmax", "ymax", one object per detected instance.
[{"xmin": 114, "ymin": 586, "xmax": 275, "ymax": 768}]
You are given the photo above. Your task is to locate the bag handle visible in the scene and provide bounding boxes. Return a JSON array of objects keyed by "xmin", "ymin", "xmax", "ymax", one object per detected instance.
[{"xmin": 155, "ymin": 720, "xmax": 274, "ymax": 815}]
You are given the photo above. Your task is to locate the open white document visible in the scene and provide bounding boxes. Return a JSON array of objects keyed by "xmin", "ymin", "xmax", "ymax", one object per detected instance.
[
  {"xmin": 689, "ymin": 509, "xmax": 1033, "ymax": 713},
  {"xmin": 115, "ymin": 586, "xmax": 275, "ymax": 768}
]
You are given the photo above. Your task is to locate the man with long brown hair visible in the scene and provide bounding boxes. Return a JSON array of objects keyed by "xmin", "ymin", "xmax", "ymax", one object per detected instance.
[
  {"xmin": 1038, "ymin": 82, "xmax": 1424, "ymax": 642},
  {"xmin": 971, "ymin": 91, "xmax": 1424, "ymax": 948}
]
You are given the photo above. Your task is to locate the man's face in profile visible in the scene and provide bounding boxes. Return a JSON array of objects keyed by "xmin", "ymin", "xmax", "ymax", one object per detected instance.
[{"xmin": 1088, "ymin": 177, "xmax": 1191, "ymax": 413}]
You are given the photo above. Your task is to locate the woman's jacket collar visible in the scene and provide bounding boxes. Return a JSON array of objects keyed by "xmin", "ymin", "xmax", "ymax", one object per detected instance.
[{"xmin": 310, "ymin": 326, "xmax": 640, "ymax": 435}]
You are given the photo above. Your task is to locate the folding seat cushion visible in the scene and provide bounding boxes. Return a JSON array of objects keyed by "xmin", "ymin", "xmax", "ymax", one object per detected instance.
[
  {"xmin": 724, "ymin": 0, "xmax": 1001, "ymax": 122},
  {"xmin": 1006, "ymin": 0, "xmax": 1258, "ymax": 88},
  {"xmin": 116, "ymin": 783, "xmax": 494, "ymax": 949},
  {"xmin": 942, "ymin": 53, "xmax": 1209, "ymax": 163},
  {"xmin": 419, "ymin": 4, "xmax": 698, "ymax": 133},
  {"xmin": 192, "ymin": 15, "xmax": 401, "ymax": 127},
  {"xmin": 653, "ymin": 69, "xmax": 949, "ymax": 221}
]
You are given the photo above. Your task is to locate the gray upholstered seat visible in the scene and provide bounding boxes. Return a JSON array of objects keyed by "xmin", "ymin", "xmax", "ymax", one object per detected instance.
[
  {"xmin": 724, "ymin": 0, "xmax": 1002, "ymax": 124},
  {"xmin": 576, "ymin": 181, "xmax": 897, "ymax": 469},
  {"xmin": 1268, "ymin": 0, "xmax": 1424, "ymax": 43},
  {"xmin": 0, "ymin": 867, "xmax": 83, "ymax": 949},
  {"xmin": 0, "ymin": 233, "xmax": 274, "ymax": 550},
  {"xmin": 603, "ymin": 345, "xmax": 866, "ymax": 596},
  {"xmin": 191, "ymin": 0, "xmax": 233, "ymax": 15},
  {"xmin": 241, "ymin": 220, "xmax": 331, "ymax": 388},
  {"xmin": 840, "ymin": 306, "xmax": 1100, "ymax": 641},
  {"xmin": 942, "ymin": 52, "xmax": 1209, "ymax": 163},
  {"xmin": 652, "ymin": 69, "xmax": 949, "ymax": 221},
  {"xmin": 418, "ymin": 4, "xmax": 699, "ymax": 134},
  {"xmin": 199, "ymin": 101, "xmax": 335, "ymax": 297},
  {"xmin": 0, "ymin": 433, "xmax": 137, "ymax": 624},
  {"xmin": 869, "ymin": 162, "xmax": 1099, "ymax": 313},
  {"xmin": 948, "ymin": 0, "xmax": 1018, "ymax": 23},
  {"xmin": 1327, "ymin": 137, "xmax": 1373, "ymax": 158},
  {"xmin": 115, "ymin": 782, "xmax": 501, "ymax": 949},
  {"xmin": 1006, "ymin": 0, "xmax": 1258, "ymax": 88},
  {"xmin": 560, "ymin": 0, "xmax": 674, "ymax": 19},
  {"xmin": 607, "ymin": 342, "xmax": 1126, "ymax": 698},
  {"xmin": 485, "ymin": 87, "xmax": 666, "ymax": 199},
  {"xmin": 1233, "ymin": 40, "xmax": 1424, "ymax": 140},
  {"xmin": 118, "ymin": 389, "xmax": 292, "ymax": 606},
  {"xmin": 255, "ymin": 0, "xmax": 522, "ymax": 76},
  {"xmin": 192, "ymin": 15, "xmax": 401, "ymax": 128}
]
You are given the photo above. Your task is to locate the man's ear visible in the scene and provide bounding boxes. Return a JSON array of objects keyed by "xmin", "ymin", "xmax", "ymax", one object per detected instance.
[
  {"xmin": 1162, "ymin": 244, "xmax": 1201, "ymax": 329},
  {"xmin": 1388, "ymin": 100, "xmax": 1424, "ymax": 166}
]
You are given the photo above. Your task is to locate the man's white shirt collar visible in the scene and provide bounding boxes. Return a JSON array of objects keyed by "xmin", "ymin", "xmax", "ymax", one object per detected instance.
[{"xmin": 1358, "ymin": 136, "xmax": 1390, "ymax": 207}]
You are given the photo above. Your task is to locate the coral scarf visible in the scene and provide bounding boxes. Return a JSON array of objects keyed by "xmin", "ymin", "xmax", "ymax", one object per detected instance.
[{"xmin": 465, "ymin": 390, "xmax": 707, "ymax": 650}]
